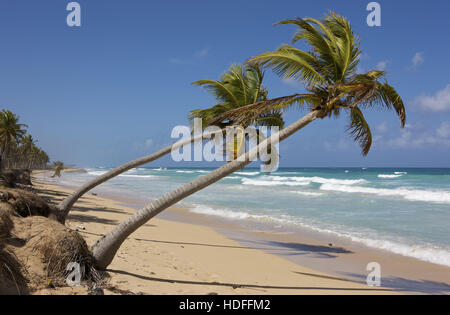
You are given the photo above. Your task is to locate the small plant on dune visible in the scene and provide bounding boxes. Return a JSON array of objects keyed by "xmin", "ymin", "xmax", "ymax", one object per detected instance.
[{"xmin": 51, "ymin": 161, "xmax": 64, "ymax": 178}]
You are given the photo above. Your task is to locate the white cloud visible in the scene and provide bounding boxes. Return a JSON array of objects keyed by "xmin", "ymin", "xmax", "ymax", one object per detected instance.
[
  {"xmin": 413, "ymin": 84, "xmax": 450, "ymax": 112},
  {"xmin": 168, "ymin": 58, "xmax": 191, "ymax": 65},
  {"xmin": 321, "ymin": 122, "xmax": 450, "ymax": 152},
  {"xmin": 195, "ymin": 46, "xmax": 211, "ymax": 58},
  {"xmin": 384, "ymin": 122, "xmax": 450, "ymax": 149},
  {"xmin": 356, "ymin": 66, "xmax": 365, "ymax": 74},
  {"xmin": 412, "ymin": 52, "xmax": 424, "ymax": 68},
  {"xmin": 170, "ymin": 46, "xmax": 211, "ymax": 64},
  {"xmin": 376, "ymin": 60, "xmax": 391, "ymax": 71},
  {"xmin": 385, "ymin": 130, "xmax": 415, "ymax": 148},
  {"xmin": 282, "ymin": 78, "xmax": 304, "ymax": 89},
  {"xmin": 359, "ymin": 53, "xmax": 370, "ymax": 61},
  {"xmin": 437, "ymin": 122, "xmax": 450, "ymax": 138},
  {"xmin": 145, "ymin": 139, "xmax": 153, "ymax": 148},
  {"xmin": 324, "ymin": 138, "xmax": 350, "ymax": 152},
  {"xmin": 132, "ymin": 138, "xmax": 154, "ymax": 151},
  {"xmin": 376, "ymin": 122, "xmax": 388, "ymax": 134}
]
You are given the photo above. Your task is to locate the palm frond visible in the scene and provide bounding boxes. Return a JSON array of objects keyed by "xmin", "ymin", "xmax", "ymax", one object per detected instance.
[
  {"xmin": 323, "ymin": 12, "xmax": 361, "ymax": 80},
  {"xmin": 255, "ymin": 111, "xmax": 285, "ymax": 129},
  {"xmin": 377, "ymin": 83, "xmax": 406, "ymax": 127},
  {"xmin": 276, "ymin": 18, "xmax": 336, "ymax": 60},
  {"xmin": 192, "ymin": 80, "xmax": 240, "ymax": 106},
  {"xmin": 189, "ymin": 103, "xmax": 234, "ymax": 127},
  {"xmin": 221, "ymin": 65, "xmax": 249, "ymax": 106},
  {"xmin": 208, "ymin": 94, "xmax": 317, "ymax": 127},
  {"xmin": 347, "ymin": 107, "xmax": 372, "ymax": 156},
  {"xmin": 245, "ymin": 63, "xmax": 266, "ymax": 103},
  {"xmin": 249, "ymin": 45, "xmax": 326, "ymax": 87},
  {"xmin": 275, "ymin": 12, "xmax": 361, "ymax": 83}
]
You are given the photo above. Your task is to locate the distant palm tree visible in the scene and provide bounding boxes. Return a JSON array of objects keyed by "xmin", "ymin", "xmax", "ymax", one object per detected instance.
[
  {"xmin": 55, "ymin": 64, "xmax": 280, "ymax": 223},
  {"xmin": 18, "ymin": 135, "xmax": 35, "ymax": 168},
  {"xmin": 0, "ymin": 109, "xmax": 27, "ymax": 169},
  {"xmin": 33, "ymin": 147, "xmax": 49, "ymax": 169},
  {"xmin": 91, "ymin": 12, "xmax": 406, "ymax": 269}
]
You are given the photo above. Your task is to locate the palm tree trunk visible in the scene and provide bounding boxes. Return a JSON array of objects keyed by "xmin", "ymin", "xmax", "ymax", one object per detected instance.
[
  {"xmin": 55, "ymin": 129, "xmax": 224, "ymax": 223},
  {"xmin": 91, "ymin": 110, "xmax": 321, "ymax": 270}
]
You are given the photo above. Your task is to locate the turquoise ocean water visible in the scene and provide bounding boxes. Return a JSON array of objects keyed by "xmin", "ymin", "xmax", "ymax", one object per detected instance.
[{"xmin": 51, "ymin": 167, "xmax": 450, "ymax": 267}]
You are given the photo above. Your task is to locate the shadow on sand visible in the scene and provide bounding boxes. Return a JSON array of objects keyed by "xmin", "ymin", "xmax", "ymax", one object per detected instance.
[
  {"xmin": 231, "ymin": 237, "xmax": 353, "ymax": 259},
  {"xmin": 343, "ymin": 272, "xmax": 450, "ymax": 295},
  {"xmin": 123, "ymin": 237, "xmax": 352, "ymax": 256},
  {"xmin": 106, "ymin": 269, "xmax": 392, "ymax": 292}
]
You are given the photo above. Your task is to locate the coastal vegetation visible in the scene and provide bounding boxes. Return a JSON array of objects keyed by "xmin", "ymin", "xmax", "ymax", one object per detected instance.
[
  {"xmin": 0, "ymin": 110, "xmax": 93, "ymax": 294},
  {"xmin": 0, "ymin": 110, "xmax": 50, "ymax": 171},
  {"xmin": 0, "ymin": 109, "xmax": 54, "ymax": 189}
]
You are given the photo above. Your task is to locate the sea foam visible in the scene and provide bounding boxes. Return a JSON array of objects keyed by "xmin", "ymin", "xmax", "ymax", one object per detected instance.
[
  {"xmin": 190, "ymin": 205, "xmax": 269, "ymax": 221},
  {"xmin": 378, "ymin": 174, "xmax": 403, "ymax": 179},
  {"xmin": 242, "ymin": 176, "xmax": 366, "ymax": 187},
  {"xmin": 292, "ymin": 191, "xmax": 324, "ymax": 197},
  {"xmin": 320, "ymin": 183, "xmax": 450, "ymax": 204},
  {"xmin": 87, "ymin": 170, "xmax": 108, "ymax": 176},
  {"xmin": 235, "ymin": 172, "xmax": 260, "ymax": 176},
  {"xmin": 242, "ymin": 178, "xmax": 311, "ymax": 186}
]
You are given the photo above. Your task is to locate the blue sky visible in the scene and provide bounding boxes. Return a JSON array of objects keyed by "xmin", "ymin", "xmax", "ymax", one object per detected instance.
[{"xmin": 1, "ymin": 0, "xmax": 449, "ymax": 168}]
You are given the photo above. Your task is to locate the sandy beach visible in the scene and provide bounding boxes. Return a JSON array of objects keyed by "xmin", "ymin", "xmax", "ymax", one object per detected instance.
[{"xmin": 29, "ymin": 171, "xmax": 403, "ymax": 295}]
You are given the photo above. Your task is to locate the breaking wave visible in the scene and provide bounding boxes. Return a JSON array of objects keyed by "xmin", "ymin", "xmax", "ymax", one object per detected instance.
[
  {"xmin": 378, "ymin": 174, "xmax": 403, "ymax": 179},
  {"xmin": 241, "ymin": 176, "xmax": 366, "ymax": 187},
  {"xmin": 320, "ymin": 184, "xmax": 450, "ymax": 204}
]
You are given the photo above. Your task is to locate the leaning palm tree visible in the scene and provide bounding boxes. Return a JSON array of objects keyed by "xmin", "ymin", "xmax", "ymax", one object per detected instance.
[
  {"xmin": 90, "ymin": 12, "xmax": 406, "ymax": 270},
  {"xmin": 0, "ymin": 110, "xmax": 27, "ymax": 170},
  {"xmin": 55, "ymin": 64, "xmax": 280, "ymax": 223}
]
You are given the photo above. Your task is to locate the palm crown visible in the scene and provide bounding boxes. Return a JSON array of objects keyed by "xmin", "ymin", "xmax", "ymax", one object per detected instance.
[
  {"xmin": 189, "ymin": 63, "xmax": 284, "ymax": 129},
  {"xmin": 189, "ymin": 63, "xmax": 284, "ymax": 161},
  {"xmin": 215, "ymin": 12, "xmax": 405, "ymax": 155},
  {"xmin": 0, "ymin": 109, "xmax": 27, "ymax": 149}
]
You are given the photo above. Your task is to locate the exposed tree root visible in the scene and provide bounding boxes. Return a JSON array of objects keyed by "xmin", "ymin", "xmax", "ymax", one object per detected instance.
[{"xmin": 0, "ymin": 189, "xmax": 103, "ymax": 294}]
